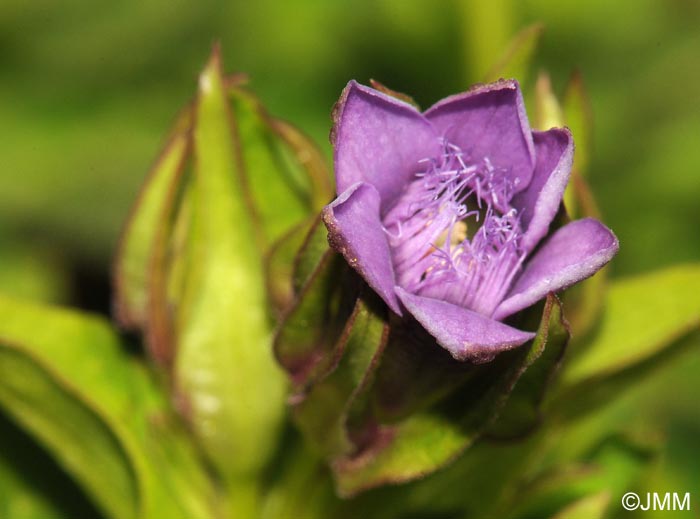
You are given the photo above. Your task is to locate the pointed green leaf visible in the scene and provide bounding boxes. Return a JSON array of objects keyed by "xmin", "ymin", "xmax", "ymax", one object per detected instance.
[
  {"xmin": 553, "ymin": 265, "xmax": 700, "ymax": 419},
  {"xmin": 173, "ymin": 49, "xmax": 286, "ymax": 484},
  {"xmin": 144, "ymin": 176, "xmax": 194, "ymax": 367},
  {"xmin": 483, "ymin": 23, "xmax": 545, "ymax": 83},
  {"xmin": 113, "ymin": 108, "xmax": 191, "ymax": 330},
  {"xmin": 0, "ymin": 295, "xmax": 215, "ymax": 519},
  {"xmin": 229, "ymin": 87, "xmax": 314, "ymax": 247}
]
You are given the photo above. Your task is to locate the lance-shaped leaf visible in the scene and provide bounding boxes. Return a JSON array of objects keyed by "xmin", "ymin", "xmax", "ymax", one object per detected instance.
[
  {"xmin": 552, "ymin": 264, "xmax": 700, "ymax": 420},
  {"xmin": 228, "ymin": 87, "xmax": 320, "ymax": 247},
  {"xmin": 113, "ymin": 108, "xmax": 192, "ymax": 331},
  {"xmin": 0, "ymin": 295, "xmax": 215, "ymax": 519},
  {"xmin": 330, "ymin": 294, "xmax": 567, "ymax": 497},
  {"xmin": 173, "ymin": 49, "xmax": 286, "ymax": 485}
]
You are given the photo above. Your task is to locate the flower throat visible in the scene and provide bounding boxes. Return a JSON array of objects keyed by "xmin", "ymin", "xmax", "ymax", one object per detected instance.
[{"xmin": 382, "ymin": 140, "xmax": 525, "ymax": 317}]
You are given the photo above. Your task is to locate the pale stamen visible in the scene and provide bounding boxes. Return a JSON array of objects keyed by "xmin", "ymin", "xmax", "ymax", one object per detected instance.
[{"xmin": 383, "ymin": 139, "xmax": 525, "ymax": 318}]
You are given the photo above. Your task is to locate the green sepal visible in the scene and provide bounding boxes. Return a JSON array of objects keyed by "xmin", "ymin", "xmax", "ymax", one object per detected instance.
[
  {"xmin": 487, "ymin": 295, "xmax": 570, "ymax": 438},
  {"xmin": 330, "ymin": 294, "xmax": 569, "ymax": 497},
  {"xmin": 273, "ymin": 249, "xmax": 355, "ymax": 387},
  {"xmin": 292, "ymin": 214, "xmax": 334, "ymax": 294},
  {"xmin": 292, "ymin": 292, "xmax": 389, "ymax": 458}
]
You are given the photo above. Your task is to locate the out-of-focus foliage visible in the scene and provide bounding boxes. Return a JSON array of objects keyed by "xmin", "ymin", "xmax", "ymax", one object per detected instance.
[
  {"xmin": 1, "ymin": 0, "xmax": 699, "ymax": 517},
  {"xmin": 1, "ymin": 0, "xmax": 699, "ymax": 271},
  {"xmin": 0, "ymin": 296, "xmax": 217, "ymax": 519}
]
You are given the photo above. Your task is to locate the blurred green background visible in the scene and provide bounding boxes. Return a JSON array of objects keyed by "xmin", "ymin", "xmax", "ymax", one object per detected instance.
[{"xmin": 1, "ymin": 0, "xmax": 698, "ymax": 513}]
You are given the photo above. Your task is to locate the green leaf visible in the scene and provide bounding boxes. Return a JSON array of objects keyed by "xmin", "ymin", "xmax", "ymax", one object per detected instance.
[
  {"xmin": 553, "ymin": 264, "xmax": 700, "ymax": 419},
  {"xmin": 0, "ymin": 295, "xmax": 215, "ymax": 519},
  {"xmin": 331, "ymin": 295, "xmax": 566, "ymax": 497},
  {"xmin": 113, "ymin": 108, "xmax": 192, "ymax": 330},
  {"xmin": 483, "ymin": 23, "xmax": 545, "ymax": 83},
  {"xmin": 173, "ymin": 49, "xmax": 286, "ymax": 485},
  {"xmin": 228, "ymin": 87, "xmax": 315, "ymax": 247},
  {"xmin": 487, "ymin": 296, "xmax": 569, "ymax": 438}
]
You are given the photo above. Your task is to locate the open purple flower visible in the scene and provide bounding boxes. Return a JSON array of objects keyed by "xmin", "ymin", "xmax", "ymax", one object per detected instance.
[{"xmin": 323, "ymin": 80, "xmax": 618, "ymax": 363}]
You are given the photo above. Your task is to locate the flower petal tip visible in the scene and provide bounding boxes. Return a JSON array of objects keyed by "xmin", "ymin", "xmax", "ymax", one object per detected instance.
[{"xmin": 396, "ymin": 288, "xmax": 535, "ymax": 363}]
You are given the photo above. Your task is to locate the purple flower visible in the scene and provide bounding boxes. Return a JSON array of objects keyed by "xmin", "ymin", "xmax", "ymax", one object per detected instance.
[{"xmin": 323, "ymin": 80, "xmax": 618, "ymax": 362}]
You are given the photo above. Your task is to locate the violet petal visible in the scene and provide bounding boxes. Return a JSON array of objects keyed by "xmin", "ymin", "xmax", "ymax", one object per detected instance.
[
  {"xmin": 511, "ymin": 128, "xmax": 574, "ymax": 253},
  {"xmin": 323, "ymin": 182, "xmax": 402, "ymax": 315},
  {"xmin": 333, "ymin": 81, "xmax": 441, "ymax": 206},
  {"xmin": 396, "ymin": 287, "xmax": 535, "ymax": 362},
  {"xmin": 494, "ymin": 218, "xmax": 619, "ymax": 320},
  {"xmin": 424, "ymin": 80, "xmax": 535, "ymax": 195}
]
